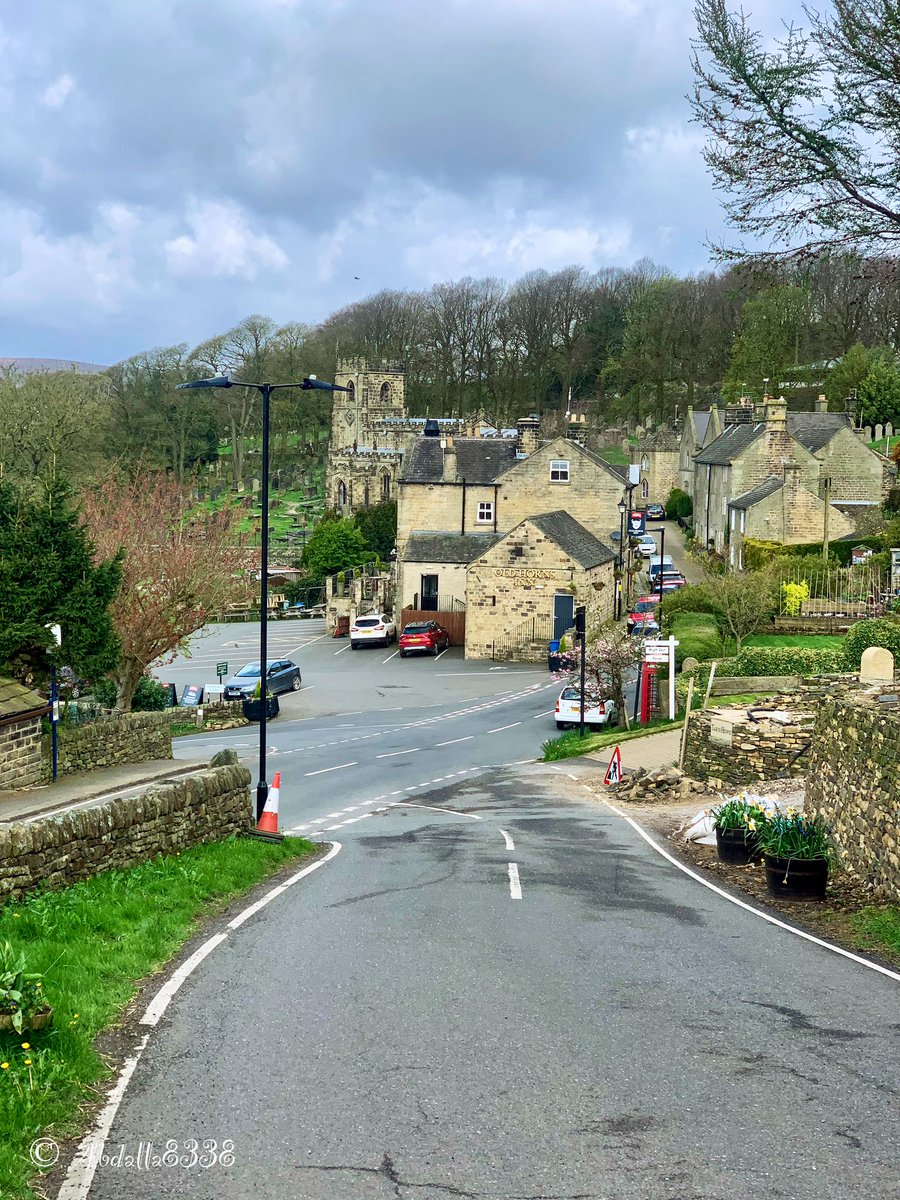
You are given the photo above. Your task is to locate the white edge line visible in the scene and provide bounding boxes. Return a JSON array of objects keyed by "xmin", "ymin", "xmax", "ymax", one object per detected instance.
[
  {"xmin": 57, "ymin": 1033, "xmax": 151, "ymax": 1200},
  {"xmin": 603, "ymin": 800, "xmax": 900, "ymax": 985},
  {"xmin": 508, "ymin": 862, "xmax": 522, "ymax": 899},
  {"xmin": 63, "ymin": 842, "xmax": 342, "ymax": 1197},
  {"xmin": 499, "ymin": 828, "xmax": 515, "ymax": 851}
]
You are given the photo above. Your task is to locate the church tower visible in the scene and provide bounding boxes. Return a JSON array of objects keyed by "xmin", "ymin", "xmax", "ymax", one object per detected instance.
[{"xmin": 331, "ymin": 358, "xmax": 407, "ymax": 451}]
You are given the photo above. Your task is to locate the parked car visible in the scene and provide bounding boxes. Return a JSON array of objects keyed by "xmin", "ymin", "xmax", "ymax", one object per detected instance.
[
  {"xmin": 647, "ymin": 554, "xmax": 676, "ymax": 582},
  {"xmin": 222, "ymin": 659, "xmax": 301, "ymax": 700},
  {"xmin": 629, "ymin": 617, "xmax": 660, "ymax": 637},
  {"xmin": 554, "ymin": 686, "xmax": 618, "ymax": 730},
  {"xmin": 654, "ymin": 572, "xmax": 687, "ymax": 591},
  {"xmin": 350, "ymin": 613, "xmax": 397, "ymax": 649},
  {"xmin": 636, "ymin": 534, "xmax": 657, "ymax": 557},
  {"xmin": 399, "ymin": 620, "xmax": 451, "ymax": 657},
  {"xmin": 644, "ymin": 502, "xmax": 666, "ymax": 520},
  {"xmin": 627, "ymin": 597, "xmax": 659, "ymax": 631}
]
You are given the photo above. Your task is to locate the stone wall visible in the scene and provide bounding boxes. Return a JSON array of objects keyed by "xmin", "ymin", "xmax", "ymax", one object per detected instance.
[
  {"xmin": 805, "ymin": 695, "xmax": 900, "ymax": 900},
  {"xmin": 0, "ymin": 715, "xmax": 43, "ymax": 791},
  {"xmin": 43, "ymin": 711, "xmax": 172, "ymax": 777},
  {"xmin": 0, "ymin": 762, "xmax": 253, "ymax": 901},
  {"xmin": 682, "ymin": 705, "xmax": 816, "ymax": 787}
]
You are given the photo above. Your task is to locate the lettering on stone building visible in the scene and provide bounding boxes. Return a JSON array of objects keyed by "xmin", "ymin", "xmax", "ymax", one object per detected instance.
[{"xmin": 493, "ymin": 567, "xmax": 568, "ymax": 581}]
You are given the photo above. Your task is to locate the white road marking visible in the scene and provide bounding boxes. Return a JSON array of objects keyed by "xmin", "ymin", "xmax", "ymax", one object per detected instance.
[
  {"xmin": 488, "ymin": 722, "xmax": 522, "ymax": 733},
  {"xmin": 303, "ymin": 761, "xmax": 358, "ymax": 776},
  {"xmin": 383, "ymin": 650, "xmax": 400, "ymax": 663},
  {"xmin": 434, "ymin": 647, "xmax": 450, "ymax": 660},
  {"xmin": 600, "ymin": 797, "xmax": 900, "ymax": 984},
  {"xmin": 533, "ymin": 709, "xmax": 556, "ymax": 718},
  {"xmin": 333, "ymin": 646, "xmax": 349, "ymax": 655},
  {"xmin": 435, "ymin": 735, "xmax": 474, "ymax": 747},
  {"xmin": 289, "ymin": 632, "xmax": 330, "ymax": 653},
  {"xmin": 394, "ymin": 802, "xmax": 482, "ymax": 821},
  {"xmin": 508, "ymin": 863, "xmax": 522, "ymax": 899},
  {"xmin": 376, "ymin": 747, "xmax": 421, "ymax": 759},
  {"xmin": 499, "ymin": 828, "xmax": 515, "ymax": 851}
]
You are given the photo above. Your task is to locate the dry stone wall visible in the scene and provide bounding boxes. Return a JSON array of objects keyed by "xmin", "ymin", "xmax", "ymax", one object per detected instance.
[
  {"xmin": 0, "ymin": 762, "xmax": 253, "ymax": 901},
  {"xmin": 43, "ymin": 711, "xmax": 172, "ymax": 777},
  {"xmin": 805, "ymin": 695, "xmax": 900, "ymax": 900},
  {"xmin": 682, "ymin": 707, "xmax": 815, "ymax": 787}
]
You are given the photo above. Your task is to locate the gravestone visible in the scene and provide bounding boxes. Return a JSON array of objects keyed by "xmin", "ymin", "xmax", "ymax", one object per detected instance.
[
  {"xmin": 682, "ymin": 656, "xmax": 700, "ymax": 672},
  {"xmin": 875, "ymin": 423, "xmax": 884, "ymax": 441},
  {"xmin": 886, "ymin": 422, "xmax": 894, "ymax": 438},
  {"xmin": 860, "ymin": 646, "xmax": 895, "ymax": 683}
]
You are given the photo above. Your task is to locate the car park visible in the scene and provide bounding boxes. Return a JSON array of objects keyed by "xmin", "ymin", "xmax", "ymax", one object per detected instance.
[
  {"xmin": 222, "ymin": 659, "xmax": 301, "ymax": 699},
  {"xmin": 554, "ymin": 686, "xmax": 618, "ymax": 730},
  {"xmin": 644, "ymin": 502, "xmax": 666, "ymax": 520},
  {"xmin": 399, "ymin": 620, "xmax": 451, "ymax": 657},
  {"xmin": 350, "ymin": 613, "xmax": 397, "ymax": 649}
]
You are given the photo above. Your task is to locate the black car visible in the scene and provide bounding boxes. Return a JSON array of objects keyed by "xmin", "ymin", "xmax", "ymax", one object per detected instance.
[
  {"xmin": 644, "ymin": 503, "xmax": 666, "ymax": 520},
  {"xmin": 223, "ymin": 659, "xmax": 301, "ymax": 700}
]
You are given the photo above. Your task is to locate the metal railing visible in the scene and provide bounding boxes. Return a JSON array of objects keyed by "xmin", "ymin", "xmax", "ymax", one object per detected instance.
[{"xmin": 490, "ymin": 614, "xmax": 555, "ymax": 661}]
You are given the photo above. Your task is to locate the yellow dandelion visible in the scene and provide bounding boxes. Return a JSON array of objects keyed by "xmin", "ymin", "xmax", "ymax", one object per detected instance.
[
  {"xmin": 1, "ymin": 1063, "xmax": 8, "ymax": 1070},
  {"xmin": 20, "ymin": 1043, "xmax": 29, "ymax": 1050},
  {"xmin": 24, "ymin": 1059, "xmax": 31, "ymax": 1066}
]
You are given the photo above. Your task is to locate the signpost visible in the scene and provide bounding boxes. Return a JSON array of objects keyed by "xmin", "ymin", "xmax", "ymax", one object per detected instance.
[
  {"xmin": 628, "ymin": 509, "xmax": 646, "ymax": 536},
  {"xmin": 643, "ymin": 635, "xmax": 679, "ymax": 719},
  {"xmin": 216, "ymin": 661, "xmax": 229, "ymax": 683}
]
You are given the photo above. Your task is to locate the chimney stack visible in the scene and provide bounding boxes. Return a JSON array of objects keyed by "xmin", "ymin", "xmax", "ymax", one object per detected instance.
[
  {"xmin": 815, "ymin": 394, "xmax": 828, "ymax": 413},
  {"xmin": 442, "ymin": 435, "xmax": 457, "ymax": 482},
  {"xmin": 516, "ymin": 416, "xmax": 541, "ymax": 457},
  {"xmin": 764, "ymin": 395, "xmax": 788, "ymax": 433}
]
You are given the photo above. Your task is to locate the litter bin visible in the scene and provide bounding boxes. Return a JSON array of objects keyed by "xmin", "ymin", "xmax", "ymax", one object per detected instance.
[{"xmin": 548, "ymin": 641, "xmax": 562, "ymax": 672}]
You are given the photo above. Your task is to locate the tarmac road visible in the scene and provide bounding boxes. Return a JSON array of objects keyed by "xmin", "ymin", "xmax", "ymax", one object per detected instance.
[{"xmin": 82, "ymin": 765, "xmax": 899, "ymax": 1200}]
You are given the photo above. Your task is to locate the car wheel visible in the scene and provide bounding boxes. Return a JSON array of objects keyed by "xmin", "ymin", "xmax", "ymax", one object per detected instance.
[
  {"xmin": 556, "ymin": 722, "xmax": 570, "ymax": 730},
  {"xmin": 400, "ymin": 650, "xmax": 407, "ymax": 658},
  {"xmin": 350, "ymin": 642, "xmax": 358, "ymax": 650},
  {"xmin": 291, "ymin": 676, "xmax": 301, "ymax": 691}
]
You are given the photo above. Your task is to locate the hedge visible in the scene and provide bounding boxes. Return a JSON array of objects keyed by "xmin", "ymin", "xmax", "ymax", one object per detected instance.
[
  {"xmin": 677, "ymin": 644, "xmax": 849, "ymax": 688},
  {"xmin": 843, "ymin": 618, "xmax": 900, "ymax": 668}
]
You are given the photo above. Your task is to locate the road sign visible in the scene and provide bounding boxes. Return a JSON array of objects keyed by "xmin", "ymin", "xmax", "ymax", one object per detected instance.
[
  {"xmin": 643, "ymin": 635, "xmax": 678, "ymax": 663},
  {"xmin": 216, "ymin": 661, "xmax": 228, "ymax": 681},
  {"xmin": 604, "ymin": 746, "xmax": 623, "ymax": 786}
]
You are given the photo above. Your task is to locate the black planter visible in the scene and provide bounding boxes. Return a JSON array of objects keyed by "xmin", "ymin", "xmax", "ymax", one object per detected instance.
[
  {"xmin": 242, "ymin": 695, "xmax": 280, "ymax": 722},
  {"xmin": 764, "ymin": 854, "xmax": 829, "ymax": 900},
  {"xmin": 715, "ymin": 826, "xmax": 759, "ymax": 865}
]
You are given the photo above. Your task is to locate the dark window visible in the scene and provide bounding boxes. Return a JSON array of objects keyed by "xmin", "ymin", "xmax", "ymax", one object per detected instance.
[
  {"xmin": 382, "ymin": 472, "xmax": 391, "ymax": 499},
  {"xmin": 420, "ymin": 574, "xmax": 439, "ymax": 611},
  {"xmin": 337, "ymin": 480, "xmax": 347, "ymax": 506},
  {"xmin": 347, "ymin": 381, "xmax": 355, "ymax": 402},
  {"xmin": 380, "ymin": 381, "xmax": 391, "ymax": 403}
]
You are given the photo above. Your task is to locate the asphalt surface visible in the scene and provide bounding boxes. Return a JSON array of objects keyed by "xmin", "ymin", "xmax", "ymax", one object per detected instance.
[{"xmin": 86, "ymin": 763, "xmax": 899, "ymax": 1200}]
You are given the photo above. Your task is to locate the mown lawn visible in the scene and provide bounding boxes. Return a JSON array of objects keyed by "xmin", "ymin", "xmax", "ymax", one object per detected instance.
[
  {"xmin": 743, "ymin": 633, "xmax": 846, "ymax": 650},
  {"xmin": 0, "ymin": 836, "xmax": 316, "ymax": 1200}
]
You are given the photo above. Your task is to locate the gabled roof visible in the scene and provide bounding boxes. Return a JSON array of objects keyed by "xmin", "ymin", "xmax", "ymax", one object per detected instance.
[
  {"xmin": 401, "ymin": 437, "xmax": 517, "ymax": 484},
  {"xmin": 403, "ymin": 532, "xmax": 500, "ymax": 564},
  {"xmin": 728, "ymin": 476, "xmax": 784, "ymax": 510},
  {"xmin": 0, "ymin": 677, "xmax": 46, "ymax": 719},
  {"xmin": 695, "ymin": 422, "xmax": 765, "ymax": 465},
  {"xmin": 694, "ymin": 411, "xmax": 711, "ymax": 444},
  {"xmin": 492, "ymin": 437, "xmax": 628, "ymax": 484},
  {"xmin": 786, "ymin": 412, "xmax": 853, "ymax": 452},
  {"xmin": 526, "ymin": 511, "xmax": 617, "ymax": 568}
]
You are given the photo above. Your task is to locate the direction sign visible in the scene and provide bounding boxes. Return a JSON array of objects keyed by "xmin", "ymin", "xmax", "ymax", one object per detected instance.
[
  {"xmin": 643, "ymin": 644, "xmax": 670, "ymax": 662},
  {"xmin": 604, "ymin": 745, "xmax": 623, "ymax": 786},
  {"xmin": 216, "ymin": 661, "xmax": 229, "ymax": 681}
]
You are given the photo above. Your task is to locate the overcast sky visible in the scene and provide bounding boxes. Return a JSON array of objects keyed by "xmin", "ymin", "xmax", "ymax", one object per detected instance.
[{"xmin": 1, "ymin": 0, "xmax": 804, "ymax": 365}]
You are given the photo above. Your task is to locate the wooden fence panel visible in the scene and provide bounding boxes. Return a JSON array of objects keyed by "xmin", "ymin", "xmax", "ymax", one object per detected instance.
[{"xmin": 400, "ymin": 609, "xmax": 466, "ymax": 646}]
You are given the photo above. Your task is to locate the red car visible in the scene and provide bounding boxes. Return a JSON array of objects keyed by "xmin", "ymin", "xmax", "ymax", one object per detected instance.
[
  {"xmin": 627, "ymin": 596, "xmax": 659, "ymax": 631},
  {"xmin": 399, "ymin": 620, "xmax": 451, "ymax": 657}
]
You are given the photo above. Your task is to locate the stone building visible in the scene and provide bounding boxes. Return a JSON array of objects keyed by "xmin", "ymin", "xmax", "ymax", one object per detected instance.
[
  {"xmin": 0, "ymin": 678, "xmax": 46, "ymax": 792},
  {"xmin": 692, "ymin": 395, "xmax": 891, "ymax": 554},
  {"xmin": 325, "ymin": 358, "xmax": 464, "ymax": 514},
  {"xmin": 631, "ymin": 425, "xmax": 681, "ymax": 506},
  {"xmin": 678, "ymin": 406, "xmax": 722, "ymax": 502}
]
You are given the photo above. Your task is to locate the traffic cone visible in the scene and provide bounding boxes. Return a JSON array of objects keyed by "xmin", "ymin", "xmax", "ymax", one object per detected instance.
[{"xmin": 255, "ymin": 772, "xmax": 282, "ymax": 837}]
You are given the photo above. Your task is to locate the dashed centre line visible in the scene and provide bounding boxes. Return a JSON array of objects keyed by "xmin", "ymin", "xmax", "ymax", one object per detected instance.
[
  {"xmin": 303, "ymin": 762, "xmax": 358, "ymax": 777},
  {"xmin": 376, "ymin": 748, "xmax": 421, "ymax": 759},
  {"xmin": 499, "ymin": 828, "xmax": 515, "ymax": 851},
  {"xmin": 508, "ymin": 863, "xmax": 522, "ymax": 900}
]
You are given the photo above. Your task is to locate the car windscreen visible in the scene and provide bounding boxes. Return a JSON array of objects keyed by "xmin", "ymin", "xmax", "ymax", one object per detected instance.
[
  {"xmin": 403, "ymin": 624, "xmax": 430, "ymax": 634},
  {"xmin": 634, "ymin": 600, "xmax": 656, "ymax": 612},
  {"xmin": 236, "ymin": 664, "xmax": 261, "ymax": 677}
]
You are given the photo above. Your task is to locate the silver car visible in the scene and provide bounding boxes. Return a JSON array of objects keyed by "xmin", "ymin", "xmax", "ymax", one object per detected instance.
[{"xmin": 222, "ymin": 659, "xmax": 302, "ymax": 700}]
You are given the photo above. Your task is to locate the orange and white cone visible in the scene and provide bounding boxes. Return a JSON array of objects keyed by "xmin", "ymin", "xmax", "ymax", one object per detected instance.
[{"xmin": 256, "ymin": 771, "xmax": 281, "ymax": 835}]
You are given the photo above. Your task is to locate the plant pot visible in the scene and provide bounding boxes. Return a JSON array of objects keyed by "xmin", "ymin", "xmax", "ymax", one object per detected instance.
[
  {"xmin": 764, "ymin": 854, "xmax": 829, "ymax": 900},
  {"xmin": 715, "ymin": 826, "xmax": 759, "ymax": 865},
  {"xmin": 241, "ymin": 696, "xmax": 280, "ymax": 722},
  {"xmin": 0, "ymin": 1006, "xmax": 53, "ymax": 1033}
]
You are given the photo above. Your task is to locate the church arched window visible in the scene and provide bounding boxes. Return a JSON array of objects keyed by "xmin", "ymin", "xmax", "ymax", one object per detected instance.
[
  {"xmin": 381, "ymin": 471, "xmax": 391, "ymax": 500},
  {"xmin": 641, "ymin": 479, "xmax": 649, "ymax": 499},
  {"xmin": 380, "ymin": 381, "xmax": 391, "ymax": 403},
  {"xmin": 346, "ymin": 381, "xmax": 355, "ymax": 403},
  {"xmin": 337, "ymin": 480, "xmax": 347, "ymax": 507}
]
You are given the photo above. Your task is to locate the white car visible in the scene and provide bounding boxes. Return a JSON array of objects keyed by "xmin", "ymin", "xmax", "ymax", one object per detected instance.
[
  {"xmin": 555, "ymin": 686, "xmax": 618, "ymax": 730},
  {"xmin": 636, "ymin": 534, "xmax": 657, "ymax": 557},
  {"xmin": 350, "ymin": 613, "xmax": 397, "ymax": 649}
]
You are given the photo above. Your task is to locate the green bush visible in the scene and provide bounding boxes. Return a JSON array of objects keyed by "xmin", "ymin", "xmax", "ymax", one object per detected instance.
[
  {"xmin": 92, "ymin": 675, "xmax": 171, "ymax": 711},
  {"xmin": 729, "ymin": 645, "xmax": 849, "ymax": 676},
  {"xmin": 671, "ymin": 613, "xmax": 724, "ymax": 667},
  {"xmin": 665, "ymin": 487, "xmax": 693, "ymax": 520},
  {"xmin": 843, "ymin": 618, "xmax": 900, "ymax": 668},
  {"xmin": 659, "ymin": 586, "xmax": 718, "ymax": 629}
]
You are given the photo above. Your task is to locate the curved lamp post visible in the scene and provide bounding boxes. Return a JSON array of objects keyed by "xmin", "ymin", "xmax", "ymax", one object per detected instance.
[{"xmin": 178, "ymin": 373, "xmax": 349, "ymax": 822}]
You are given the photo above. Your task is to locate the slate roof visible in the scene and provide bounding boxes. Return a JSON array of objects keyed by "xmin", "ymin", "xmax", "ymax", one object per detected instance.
[
  {"xmin": 694, "ymin": 411, "xmax": 711, "ymax": 444},
  {"xmin": 527, "ymin": 511, "xmax": 617, "ymax": 568},
  {"xmin": 403, "ymin": 532, "xmax": 500, "ymax": 564},
  {"xmin": 0, "ymin": 677, "xmax": 47, "ymax": 719},
  {"xmin": 401, "ymin": 436, "xmax": 518, "ymax": 484},
  {"xmin": 728, "ymin": 476, "xmax": 784, "ymax": 510},
  {"xmin": 786, "ymin": 412, "xmax": 852, "ymax": 452},
  {"xmin": 695, "ymin": 422, "xmax": 765, "ymax": 465}
]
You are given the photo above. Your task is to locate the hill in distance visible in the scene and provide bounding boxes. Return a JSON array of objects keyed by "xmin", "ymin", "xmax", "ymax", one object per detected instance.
[{"xmin": 0, "ymin": 357, "xmax": 108, "ymax": 374}]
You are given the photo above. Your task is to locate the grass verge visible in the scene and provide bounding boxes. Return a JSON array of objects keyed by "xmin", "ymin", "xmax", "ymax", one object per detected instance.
[
  {"xmin": 543, "ymin": 717, "xmax": 678, "ymax": 761},
  {"xmin": 849, "ymin": 906, "xmax": 900, "ymax": 957},
  {"xmin": 0, "ymin": 835, "xmax": 316, "ymax": 1200}
]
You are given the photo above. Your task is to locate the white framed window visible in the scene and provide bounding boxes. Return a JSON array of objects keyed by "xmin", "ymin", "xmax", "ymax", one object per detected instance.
[
  {"xmin": 641, "ymin": 479, "xmax": 649, "ymax": 499},
  {"xmin": 477, "ymin": 501, "xmax": 494, "ymax": 524},
  {"xmin": 550, "ymin": 459, "xmax": 570, "ymax": 482}
]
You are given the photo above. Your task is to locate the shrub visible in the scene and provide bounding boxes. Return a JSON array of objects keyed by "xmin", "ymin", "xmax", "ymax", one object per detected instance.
[
  {"xmin": 729, "ymin": 645, "xmax": 849, "ymax": 676},
  {"xmin": 665, "ymin": 487, "xmax": 693, "ymax": 520},
  {"xmin": 93, "ymin": 675, "xmax": 171, "ymax": 711},
  {"xmin": 781, "ymin": 580, "xmax": 809, "ymax": 617},
  {"xmin": 659, "ymin": 586, "xmax": 718, "ymax": 629},
  {"xmin": 843, "ymin": 618, "xmax": 900, "ymax": 668},
  {"xmin": 671, "ymin": 613, "xmax": 724, "ymax": 667}
]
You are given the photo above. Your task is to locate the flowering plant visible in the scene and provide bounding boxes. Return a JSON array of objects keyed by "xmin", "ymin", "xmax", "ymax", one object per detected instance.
[
  {"xmin": 0, "ymin": 942, "xmax": 51, "ymax": 1034},
  {"xmin": 709, "ymin": 795, "xmax": 771, "ymax": 834},
  {"xmin": 755, "ymin": 811, "xmax": 836, "ymax": 864}
]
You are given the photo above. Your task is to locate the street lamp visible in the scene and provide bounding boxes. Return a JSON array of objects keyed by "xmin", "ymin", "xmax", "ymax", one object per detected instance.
[
  {"xmin": 616, "ymin": 497, "xmax": 627, "ymax": 620},
  {"xmin": 178, "ymin": 373, "xmax": 350, "ymax": 822}
]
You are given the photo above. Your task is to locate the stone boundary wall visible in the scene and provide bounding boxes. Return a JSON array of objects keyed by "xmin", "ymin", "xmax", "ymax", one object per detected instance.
[
  {"xmin": 0, "ymin": 713, "xmax": 43, "ymax": 791},
  {"xmin": 805, "ymin": 696, "xmax": 900, "ymax": 900},
  {"xmin": 43, "ymin": 710, "xmax": 172, "ymax": 777},
  {"xmin": 682, "ymin": 707, "xmax": 816, "ymax": 787},
  {"xmin": 0, "ymin": 763, "xmax": 253, "ymax": 901},
  {"xmin": 169, "ymin": 701, "xmax": 247, "ymax": 733}
]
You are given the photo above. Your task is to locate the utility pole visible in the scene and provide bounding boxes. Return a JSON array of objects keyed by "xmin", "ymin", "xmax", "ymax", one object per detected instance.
[{"xmin": 576, "ymin": 605, "xmax": 587, "ymax": 738}]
